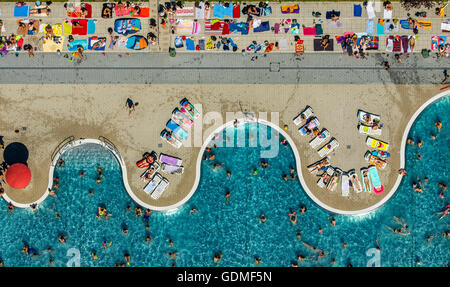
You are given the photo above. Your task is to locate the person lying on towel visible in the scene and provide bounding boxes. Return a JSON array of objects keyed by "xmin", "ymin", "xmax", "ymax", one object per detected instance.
[{"xmin": 321, "ymin": 35, "xmax": 330, "ymax": 50}]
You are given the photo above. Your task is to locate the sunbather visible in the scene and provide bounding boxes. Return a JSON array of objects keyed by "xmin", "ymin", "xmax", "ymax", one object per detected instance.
[{"xmin": 31, "ymin": 7, "xmax": 51, "ymax": 16}]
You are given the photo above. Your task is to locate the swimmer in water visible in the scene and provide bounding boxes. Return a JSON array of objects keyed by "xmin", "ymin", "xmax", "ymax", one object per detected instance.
[
  {"xmin": 89, "ymin": 189, "xmax": 94, "ymax": 196},
  {"xmin": 92, "ymin": 250, "xmax": 98, "ymax": 260},
  {"xmin": 329, "ymin": 216, "xmax": 336, "ymax": 227},
  {"xmin": 102, "ymin": 240, "xmax": 112, "ymax": 249},
  {"xmin": 407, "ymin": 138, "xmax": 414, "ymax": 145},
  {"xmin": 226, "ymin": 170, "xmax": 231, "ymax": 179},
  {"xmin": 225, "ymin": 190, "xmax": 231, "ymax": 204},
  {"xmin": 213, "ymin": 252, "xmax": 222, "ymax": 263},
  {"xmin": 122, "ymin": 227, "xmax": 129, "ymax": 235},
  {"xmin": 254, "ymin": 256, "xmax": 262, "ymax": 265},
  {"xmin": 435, "ymin": 121, "xmax": 442, "ymax": 133},
  {"xmin": 146, "ymin": 234, "xmax": 153, "ymax": 242},
  {"xmin": 417, "ymin": 140, "xmax": 423, "ymax": 148},
  {"xmin": 259, "ymin": 213, "xmax": 267, "ymax": 223},
  {"xmin": 252, "ymin": 169, "xmax": 258, "ymax": 175},
  {"xmin": 318, "ymin": 228, "xmax": 324, "ymax": 234},
  {"xmin": 135, "ymin": 207, "xmax": 142, "ymax": 217},
  {"xmin": 431, "ymin": 134, "xmax": 436, "ymax": 140},
  {"xmin": 289, "ymin": 211, "xmax": 297, "ymax": 225},
  {"xmin": 58, "ymin": 234, "xmax": 67, "ymax": 243},
  {"xmin": 300, "ymin": 205, "xmax": 307, "ymax": 214},
  {"xmin": 167, "ymin": 238, "xmax": 174, "ymax": 247},
  {"xmin": 79, "ymin": 170, "xmax": 85, "ymax": 177},
  {"xmin": 296, "ymin": 231, "xmax": 302, "ymax": 241},
  {"xmin": 189, "ymin": 208, "xmax": 198, "ymax": 215},
  {"xmin": 283, "ymin": 174, "xmax": 288, "ymax": 181}
]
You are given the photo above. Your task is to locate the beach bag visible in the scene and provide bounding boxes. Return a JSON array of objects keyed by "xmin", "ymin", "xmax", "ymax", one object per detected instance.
[{"xmin": 169, "ymin": 47, "xmax": 176, "ymax": 57}]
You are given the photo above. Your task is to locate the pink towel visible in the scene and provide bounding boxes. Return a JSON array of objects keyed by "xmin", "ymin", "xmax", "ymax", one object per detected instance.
[{"xmin": 303, "ymin": 27, "xmax": 316, "ymax": 36}]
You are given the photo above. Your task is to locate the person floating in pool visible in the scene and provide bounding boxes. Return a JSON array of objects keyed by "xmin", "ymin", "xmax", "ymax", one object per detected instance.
[
  {"xmin": 167, "ymin": 238, "xmax": 174, "ymax": 247},
  {"xmin": 189, "ymin": 208, "xmax": 198, "ymax": 215},
  {"xmin": 58, "ymin": 234, "xmax": 67, "ymax": 243},
  {"xmin": 226, "ymin": 170, "xmax": 231, "ymax": 179},
  {"xmin": 225, "ymin": 190, "xmax": 231, "ymax": 204},
  {"xmin": 289, "ymin": 211, "xmax": 297, "ymax": 225},
  {"xmin": 91, "ymin": 250, "xmax": 98, "ymax": 260},
  {"xmin": 407, "ymin": 138, "xmax": 414, "ymax": 145},
  {"xmin": 146, "ymin": 234, "xmax": 153, "ymax": 242},
  {"xmin": 135, "ymin": 207, "xmax": 142, "ymax": 217},
  {"xmin": 435, "ymin": 121, "xmax": 442, "ymax": 133},
  {"xmin": 124, "ymin": 252, "xmax": 131, "ymax": 265},
  {"xmin": 102, "ymin": 240, "xmax": 112, "ymax": 249},
  {"xmin": 259, "ymin": 213, "xmax": 267, "ymax": 223},
  {"xmin": 213, "ymin": 252, "xmax": 222, "ymax": 263},
  {"xmin": 254, "ymin": 256, "xmax": 262, "ymax": 265},
  {"xmin": 329, "ymin": 216, "xmax": 336, "ymax": 227},
  {"xmin": 144, "ymin": 209, "xmax": 152, "ymax": 220},
  {"xmin": 386, "ymin": 216, "xmax": 410, "ymax": 235}
]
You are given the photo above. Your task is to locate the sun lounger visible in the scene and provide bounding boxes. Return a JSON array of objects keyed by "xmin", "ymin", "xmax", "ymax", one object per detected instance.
[
  {"xmin": 180, "ymin": 98, "xmax": 200, "ymax": 119},
  {"xmin": 364, "ymin": 151, "xmax": 387, "ymax": 169},
  {"xmin": 361, "ymin": 167, "xmax": 373, "ymax": 193},
  {"xmin": 161, "ymin": 163, "xmax": 184, "ymax": 175},
  {"xmin": 317, "ymin": 166, "xmax": 335, "ymax": 188},
  {"xmin": 160, "ymin": 129, "xmax": 182, "ymax": 148},
  {"xmin": 307, "ymin": 157, "xmax": 330, "ymax": 175},
  {"xmin": 144, "ymin": 173, "xmax": 162, "ymax": 194},
  {"xmin": 166, "ymin": 119, "xmax": 188, "ymax": 140},
  {"xmin": 349, "ymin": 170, "xmax": 363, "ymax": 193},
  {"xmin": 151, "ymin": 178, "xmax": 169, "ymax": 200},
  {"xmin": 359, "ymin": 124, "xmax": 382, "ymax": 136},
  {"xmin": 341, "ymin": 172, "xmax": 350, "ymax": 196},
  {"xmin": 160, "ymin": 154, "xmax": 182, "ymax": 166},
  {"xmin": 172, "ymin": 108, "xmax": 193, "ymax": 129},
  {"xmin": 318, "ymin": 139, "xmax": 339, "ymax": 157},
  {"xmin": 140, "ymin": 162, "xmax": 160, "ymax": 182},
  {"xmin": 299, "ymin": 117, "xmax": 320, "ymax": 135},
  {"xmin": 309, "ymin": 129, "xmax": 330, "ymax": 149},
  {"xmin": 327, "ymin": 168, "xmax": 342, "ymax": 191},
  {"xmin": 368, "ymin": 166, "xmax": 384, "ymax": 194},
  {"xmin": 366, "ymin": 137, "xmax": 389, "ymax": 151},
  {"xmin": 293, "ymin": 106, "xmax": 314, "ymax": 126}
]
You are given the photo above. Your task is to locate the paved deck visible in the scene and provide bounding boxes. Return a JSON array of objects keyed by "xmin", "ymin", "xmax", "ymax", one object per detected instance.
[{"xmin": 0, "ymin": 83, "xmax": 445, "ymax": 213}]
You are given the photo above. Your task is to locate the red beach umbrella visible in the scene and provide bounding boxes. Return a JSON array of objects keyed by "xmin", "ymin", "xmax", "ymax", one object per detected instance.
[{"xmin": 5, "ymin": 163, "xmax": 31, "ymax": 189}]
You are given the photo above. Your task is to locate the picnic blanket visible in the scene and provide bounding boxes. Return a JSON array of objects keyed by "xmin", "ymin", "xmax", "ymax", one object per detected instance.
[
  {"xmin": 354, "ymin": 4, "xmax": 362, "ymax": 17},
  {"xmin": 431, "ymin": 36, "xmax": 447, "ymax": 50},
  {"xmin": 366, "ymin": 19, "xmax": 375, "ymax": 34},
  {"xmin": 17, "ymin": 19, "xmax": 40, "ymax": 35},
  {"xmin": 205, "ymin": 20, "xmax": 223, "ymax": 35},
  {"xmin": 254, "ymin": 21, "xmax": 270, "ymax": 33},
  {"xmin": 303, "ymin": 26, "xmax": 316, "ymax": 36},
  {"xmin": 314, "ymin": 38, "xmax": 334, "ymax": 51},
  {"xmin": 281, "ymin": 4, "xmax": 299, "ymax": 14},
  {"xmin": 88, "ymin": 36, "xmax": 106, "ymax": 50},
  {"xmin": 68, "ymin": 39, "xmax": 88, "ymax": 52},
  {"xmin": 417, "ymin": 20, "xmax": 432, "ymax": 29},
  {"xmin": 71, "ymin": 19, "xmax": 88, "ymax": 35},
  {"xmin": 42, "ymin": 36, "xmax": 64, "ymax": 52},
  {"xmin": 176, "ymin": 7, "xmax": 195, "ymax": 17},
  {"xmin": 66, "ymin": 3, "xmax": 92, "ymax": 18},
  {"xmin": 114, "ymin": 18, "xmax": 141, "ymax": 36},
  {"xmin": 14, "ymin": 5, "xmax": 30, "ymax": 17}
]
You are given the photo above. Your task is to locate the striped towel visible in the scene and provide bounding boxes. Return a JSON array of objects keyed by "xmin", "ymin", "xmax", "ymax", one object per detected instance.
[
  {"xmin": 176, "ymin": 19, "xmax": 194, "ymax": 34},
  {"xmin": 418, "ymin": 20, "xmax": 432, "ymax": 29},
  {"xmin": 205, "ymin": 20, "xmax": 224, "ymax": 35}
]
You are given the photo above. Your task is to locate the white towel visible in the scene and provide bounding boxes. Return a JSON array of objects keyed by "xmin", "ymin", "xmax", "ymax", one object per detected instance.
[
  {"xmin": 279, "ymin": 38, "xmax": 287, "ymax": 50},
  {"xmin": 383, "ymin": 9, "xmax": 392, "ymax": 19},
  {"xmin": 386, "ymin": 38, "xmax": 393, "ymax": 52},
  {"xmin": 195, "ymin": 1, "xmax": 205, "ymax": 19},
  {"xmin": 366, "ymin": 2, "xmax": 376, "ymax": 19},
  {"xmin": 442, "ymin": 22, "xmax": 450, "ymax": 31}
]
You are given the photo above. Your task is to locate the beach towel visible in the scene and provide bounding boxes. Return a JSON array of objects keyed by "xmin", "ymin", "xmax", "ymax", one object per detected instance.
[
  {"xmin": 385, "ymin": 36, "xmax": 393, "ymax": 52},
  {"xmin": 198, "ymin": 39, "xmax": 205, "ymax": 50},
  {"xmin": 328, "ymin": 20, "xmax": 343, "ymax": 29},
  {"xmin": 223, "ymin": 4, "xmax": 233, "ymax": 17},
  {"xmin": 326, "ymin": 11, "xmax": 340, "ymax": 20},
  {"xmin": 186, "ymin": 37, "xmax": 195, "ymax": 50},
  {"xmin": 177, "ymin": 19, "xmax": 194, "ymax": 34},
  {"xmin": 68, "ymin": 39, "xmax": 88, "ymax": 52},
  {"xmin": 205, "ymin": 20, "xmax": 224, "ymax": 35},
  {"xmin": 17, "ymin": 19, "xmax": 40, "ymax": 36},
  {"xmin": 14, "ymin": 6, "xmax": 30, "ymax": 17},
  {"xmin": 233, "ymin": 4, "xmax": 240, "ymax": 18},
  {"xmin": 174, "ymin": 36, "xmax": 183, "ymax": 48},
  {"xmin": 281, "ymin": 4, "xmax": 299, "ymax": 14},
  {"xmin": 274, "ymin": 23, "xmax": 280, "ymax": 34},
  {"xmin": 229, "ymin": 22, "xmax": 249, "ymax": 35},
  {"xmin": 377, "ymin": 20, "xmax": 384, "ymax": 35},
  {"xmin": 192, "ymin": 21, "xmax": 201, "ymax": 34},
  {"xmin": 262, "ymin": 7, "xmax": 272, "ymax": 16},
  {"xmin": 441, "ymin": 21, "xmax": 450, "ymax": 32},
  {"xmin": 290, "ymin": 23, "xmax": 300, "ymax": 34},
  {"xmin": 71, "ymin": 19, "xmax": 88, "ymax": 35},
  {"xmin": 400, "ymin": 19, "xmax": 410, "ymax": 29},
  {"xmin": 42, "ymin": 36, "xmax": 64, "ymax": 52},
  {"xmin": 383, "ymin": 9, "xmax": 392, "ymax": 19},
  {"xmin": 39, "ymin": 23, "xmax": 63, "ymax": 37},
  {"xmin": 295, "ymin": 39, "xmax": 304, "ymax": 53},
  {"xmin": 314, "ymin": 38, "xmax": 334, "ymax": 51},
  {"xmin": 114, "ymin": 18, "xmax": 141, "ymax": 36},
  {"xmin": 102, "ymin": 3, "xmax": 115, "ymax": 19},
  {"xmin": 366, "ymin": 19, "xmax": 375, "ymax": 34},
  {"xmin": 115, "ymin": 3, "xmax": 131, "ymax": 17},
  {"xmin": 315, "ymin": 24, "xmax": 323, "ymax": 36},
  {"xmin": 354, "ymin": 4, "xmax": 362, "ymax": 17},
  {"xmin": 401, "ymin": 35, "xmax": 410, "ymax": 53},
  {"xmin": 303, "ymin": 27, "xmax": 316, "ymax": 36},
  {"xmin": 431, "ymin": 36, "xmax": 447, "ymax": 50},
  {"xmin": 176, "ymin": 7, "xmax": 195, "ymax": 17},
  {"xmin": 66, "ymin": 3, "xmax": 92, "ymax": 18},
  {"xmin": 366, "ymin": 2, "xmax": 376, "ymax": 19},
  {"xmin": 393, "ymin": 35, "xmax": 402, "ymax": 52},
  {"xmin": 418, "ymin": 20, "xmax": 432, "ymax": 29},
  {"xmin": 30, "ymin": 5, "xmax": 51, "ymax": 17},
  {"xmin": 279, "ymin": 38, "xmax": 287, "ymax": 50},
  {"xmin": 254, "ymin": 21, "xmax": 270, "ymax": 33},
  {"xmin": 213, "ymin": 4, "xmax": 225, "ymax": 18},
  {"xmin": 195, "ymin": 2, "xmax": 205, "ymax": 19},
  {"xmin": 368, "ymin": 36, "xmax": 379, "ymax": 49},
  {"xmin": 62, "ymin": 21, "xmax": 72, "ymax": 35},
  {"xmin": 88, "ymin": 36, "xmax": 106, "ymax": 50},
  {"xmin": 87, "ymin": 20, "xmax": 96, "ymax": 34},
  {"xmin": 131, "ymin": 7, "xmax": 150, "ymax": 18},
  {"xmin": 126, "ymin": 35, "xmax": 148, "ymax": 50}
]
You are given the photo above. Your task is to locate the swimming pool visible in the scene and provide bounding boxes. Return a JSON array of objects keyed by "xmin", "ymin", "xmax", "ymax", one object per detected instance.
[{"xmin": 0, "ymin": 97, "xmax": 448, "ymax": 267}]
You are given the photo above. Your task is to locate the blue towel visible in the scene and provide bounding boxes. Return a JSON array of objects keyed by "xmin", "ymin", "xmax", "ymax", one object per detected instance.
[
  {"xmin": 326, "ymin": 10, "xmax": 340, "ymax": 19},
  {"xmin": 213, "ymin": 4, "xmax": 225, "ymax": 19},
  {"xmin": 87, "ymin": 20, "xmax": 96, "ymax": 34},
  {"xmin": 384, "ymin": 22, "xmax": 391, "ymax": 34},
  {"xmin": 315, "ymin": 24, "xmax": 323, "ymax": 36},
  {"xmin": 366, "ymin": 19, "xmax": 374, "ymax": 34},
  {"xmin": 223, "ymin": 5, "xmax": 233, "ymax": 17},
  {"xmin": 354, "ymin": 4, "xmax": 362, "ymax": 17},
  {"xmin": 400, "ymin": 19, "xmax": 410, "ymax": 29},
  {"xmin": 68, "ymin": 39, "xmax": 88, "ymax": 52},
  {"xmin": 186, "ymin": 38, "xmax": 195, "ymax": 50},
  {"xmin": 14, "ymin": 6, "xmax": 30, "ymax": 17}
]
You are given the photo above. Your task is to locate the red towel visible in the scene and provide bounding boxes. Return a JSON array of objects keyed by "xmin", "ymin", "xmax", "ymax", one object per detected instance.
[
  {"xmin": 303, "ymin": 27, "xmax": 316, "ymax": 36},
  {"xmin": 71, "ymin": 19, "xmax": 88, "ymax": 35},
  {"xmin": 233, "ymin": 4, "xmax": 240, "ymax": 18}
]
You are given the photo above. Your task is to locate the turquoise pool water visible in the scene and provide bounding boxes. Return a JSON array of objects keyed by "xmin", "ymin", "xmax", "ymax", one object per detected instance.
[{"xmin": 0, "ymin": 97, "xmax": 448, "ymax": 267}]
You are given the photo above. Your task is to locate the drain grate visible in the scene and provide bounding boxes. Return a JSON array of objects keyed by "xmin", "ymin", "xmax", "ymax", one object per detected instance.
[{"xmin": 269, "ymin": 62, "xmax": 280, "ymax": 72}]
